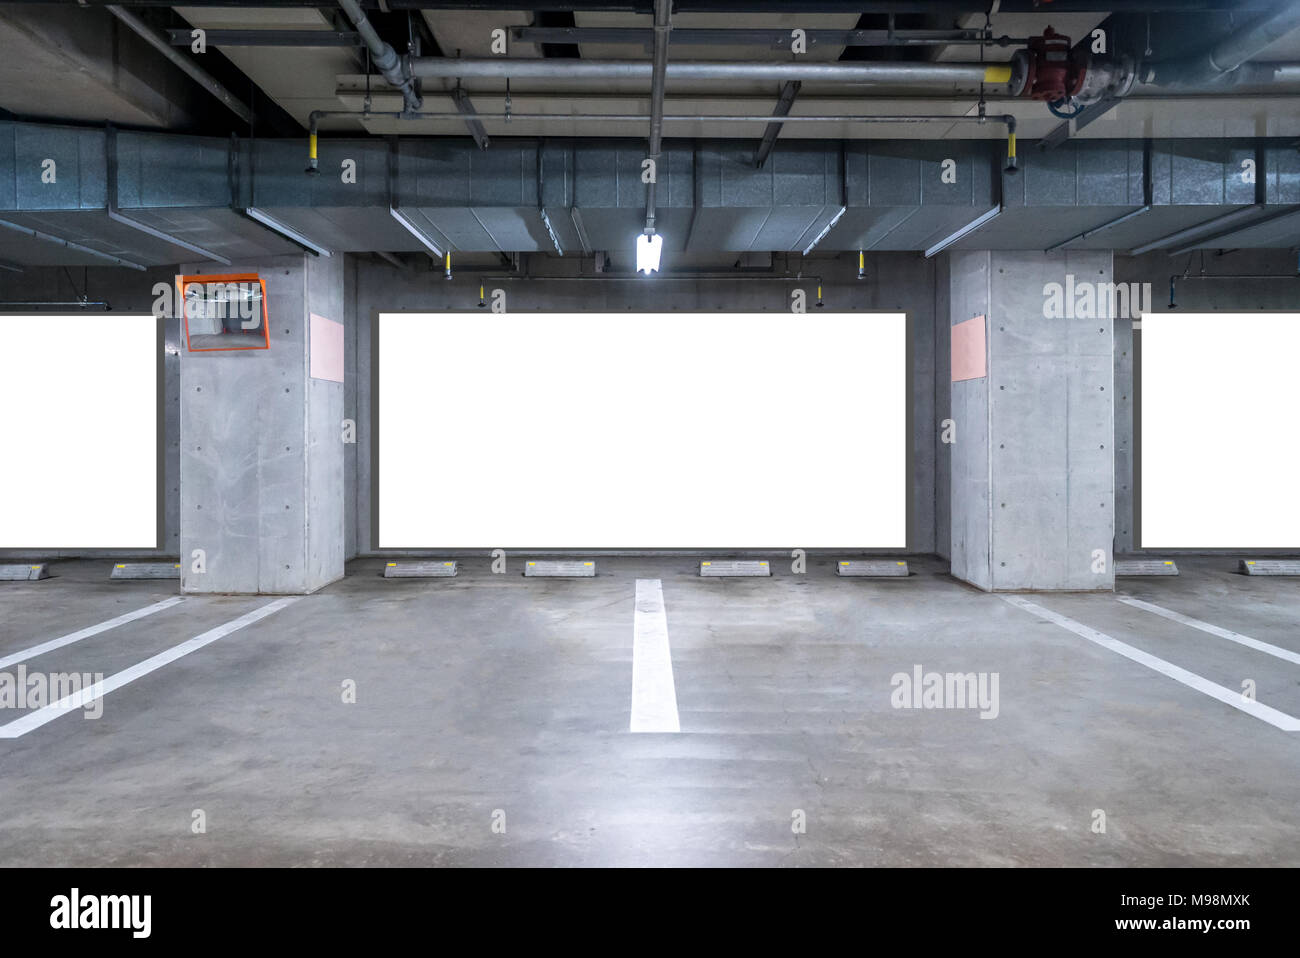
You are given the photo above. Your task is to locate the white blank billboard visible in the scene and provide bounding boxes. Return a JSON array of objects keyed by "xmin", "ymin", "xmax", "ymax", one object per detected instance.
[
  {"xmin": 1141, "ymin": 312, "xmax": 1300, "ymax": 548},
  {"xmin": 378, "ymin": 311, "xmax": 907, "ymax": 548},
  {"xmin": 0, "ymin": 314, "xmax": 158, "ymax": 548}
]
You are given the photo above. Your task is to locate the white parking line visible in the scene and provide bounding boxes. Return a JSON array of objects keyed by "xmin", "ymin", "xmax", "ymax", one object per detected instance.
[
  {"xmin": 631, "ymin": 578, "xmax": 680, "ymax": 733},
  {"xmin": 1117, "ymin": 595, "xmax": 1300, "ymax": 666},
  {"xmin": 1002, "ymin": 595, "xmax": 1300, "ymax": 732},
  {"xmin": 0, "ymin": 596, "xmax": 185, "ymax": 670},
  {"xmin": 0, "ymin": 596, "xmax": 300, "ymax": 739}
]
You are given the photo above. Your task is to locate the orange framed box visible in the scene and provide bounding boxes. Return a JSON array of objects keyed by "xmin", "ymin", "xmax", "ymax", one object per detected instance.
[{"xmin": 179, "ymin": 273, "xmax": 270, "ymax": 352}]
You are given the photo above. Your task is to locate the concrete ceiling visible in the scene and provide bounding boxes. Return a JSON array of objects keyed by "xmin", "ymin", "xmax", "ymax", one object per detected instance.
[
  {"xmin": 0, "ymin": 5, "xmax": 200, "ymax": 127},
  {"xmin": 173, "ymin": 5, "xmax": 361, "ymax": 129},
  {"xmin": 95, "ymin": 5, "xmax": 1299, "ymax": 141}
]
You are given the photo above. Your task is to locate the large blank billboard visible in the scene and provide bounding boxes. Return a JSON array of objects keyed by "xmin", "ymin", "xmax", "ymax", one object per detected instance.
[
  {"xmin": 0, "ymin": 314, "xmax": 159, "ymax": 548},
  {"xmin": 1141, "ymin": 312, "xmax": 1300, "ymax": 548},
  {"xmin": 377, "ymin": 311, "xmax": 908, "ymax": 549}
]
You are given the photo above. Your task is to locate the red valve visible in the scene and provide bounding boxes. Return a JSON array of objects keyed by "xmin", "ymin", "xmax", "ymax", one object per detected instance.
[{"xmin": 1021, "ymin": 26, "xmax": 1087, "ymax": 102}]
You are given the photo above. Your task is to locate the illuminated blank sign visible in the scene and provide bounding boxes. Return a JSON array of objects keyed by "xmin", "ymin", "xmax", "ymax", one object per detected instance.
[
  {"xmin": 0, "ymin": 314, "xmax": 158, "ymax": 548},
  {"xmin": 378, "ymin": 312, "xmax": 908, "ymax": 549},
  {"xmin": 1141, "ymin": 312, "xmax": 1300, "ymax": 548}
]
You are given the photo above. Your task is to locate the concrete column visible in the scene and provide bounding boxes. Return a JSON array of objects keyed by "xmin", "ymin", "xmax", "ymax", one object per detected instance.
[
  {"xmin": 945, "ymin": 250, "xmax": 1115, "ymax": 592},
  {"xmin": 179, "ymin": 253, "xmax": 345, "ymax": 594}
]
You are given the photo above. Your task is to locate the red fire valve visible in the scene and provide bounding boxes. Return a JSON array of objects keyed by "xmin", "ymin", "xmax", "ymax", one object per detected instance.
[{"xmin": 1021, "ymin": 26, "xmax": 1087, "ymax": 102}]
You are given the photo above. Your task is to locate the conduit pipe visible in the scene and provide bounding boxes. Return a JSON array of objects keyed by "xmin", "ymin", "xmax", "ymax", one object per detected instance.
[
  {"xmin": 337, "ymin": 0, "xmax": 422, "ymax": 114},
  {"xmin": 1141, "ymin": 1, "xmax": 1300, "ymax": 87},
  {"xmin": 409, "ymin": 57, "xmax": 1020, "ymax": 90},
  {"xmin": 644, "ymin": 0, "xmax": 671, "ymax": 234}
]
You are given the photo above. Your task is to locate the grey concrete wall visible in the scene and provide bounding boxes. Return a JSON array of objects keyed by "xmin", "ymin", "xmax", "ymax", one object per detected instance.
[
  {"xmin": 0, "ymin": 265, "xmax": 180, "ymax": 560},
  {"xmin": 944, "ymin": 250, "xmax": 1115, "ymax": 591},
  {"xmin": 347, "ymin": 252, "xmax": 939, "ymax": 557},
  {"xmin": 945, "ymin": 250, "xmax": 993, "ymax": 589},
  {"xmin": 933, "ymin": 254, "xmax": 951, "ymax": 563},
  {"xmin": 343, "ymin": 256, "xmax": 360, "ymax": 561},
  {"xmin": 1113, "ymin": 249, "xmax": 1300, "ymax": 554},
  {"xmin": 989, "ymin": 250, "xmax": 1114, "ymax": 591},
  {"xmin": 179, "ymin": 253, "xmax": 344, "ymax": 594},
  {"xmin": 305, "ymin": 253, "xmax": 346, "ymax": 588}
]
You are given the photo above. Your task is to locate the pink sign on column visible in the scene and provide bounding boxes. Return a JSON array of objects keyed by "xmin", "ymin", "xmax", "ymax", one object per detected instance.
[
  {"xmin": 310, "ymin": 313, "xmax": 344, "ymax": 383},
  {"xmin": 951, "ymin": 315, "xmax": 987, "ymax": 382}
]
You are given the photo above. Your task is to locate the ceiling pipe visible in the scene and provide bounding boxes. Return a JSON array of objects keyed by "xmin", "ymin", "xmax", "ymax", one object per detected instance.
[
  {"xmin": 337, "ymin": 0, "xmax": 423, "ymax": 114},
  {"xmin": 643, "ymin": 0, "xmax": 670, "ymax": 236},
  {"xmin": 511, "ymin": 26, "xmax": 1030, "ymax": 48},
  {"xmin": 1141, "ymin": 1, "xmax": 1300, "ymax": 88},
  {"xmin": 105, "ymin": 5, "xmax": 254, "ymax": 124},
  {"xmin": 409, "ymin": 57, "xmax": 1022, "ymax": 91}
]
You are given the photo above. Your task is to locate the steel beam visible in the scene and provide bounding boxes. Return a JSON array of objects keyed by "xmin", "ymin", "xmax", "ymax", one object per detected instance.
[
  {"xmin": 106, "ymin": 6, "xmax": 254, "ymax": 124},
  {"xmin": 754, "ymin": 80, "xmax": 800, "ymax": 169},
  {"xmin": 450, "ymin": 87, "xmax": 490, "ymax": 150},
  {"xmin": 167, "ymin": 28, "xmax": 362, "ymax": 47}
]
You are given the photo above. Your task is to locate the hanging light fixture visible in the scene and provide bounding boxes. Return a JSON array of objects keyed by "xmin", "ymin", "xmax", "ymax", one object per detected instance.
[{"xmin": 636, "ymin": 231, "xmax": 663, "ymax": 275}]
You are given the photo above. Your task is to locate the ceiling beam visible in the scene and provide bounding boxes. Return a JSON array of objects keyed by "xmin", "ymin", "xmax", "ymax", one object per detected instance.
[{"xmin": 755, "ymin": 80, "xmax": 800, "ymax": 169}]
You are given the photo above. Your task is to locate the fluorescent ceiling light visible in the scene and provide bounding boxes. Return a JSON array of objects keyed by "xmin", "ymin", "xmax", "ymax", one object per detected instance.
[{"xmin": 636, "ymin": 231, "xmax": 663, "ymax": 274}]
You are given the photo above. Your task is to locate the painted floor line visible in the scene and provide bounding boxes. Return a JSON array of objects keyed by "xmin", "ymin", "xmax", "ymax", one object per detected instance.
[
  {"xmin": 630, "ymin": 578, "xmax": 680, "ymax": 733},
  {"xmin": 0, "ymin": 596, "xmax": 186, "ymax": 671},
  {"xmin": 0, "ymin": 596, "xmax": 301, "ymax": 740},
  {"xmin": 1117, "ymin": 595, "xmax": 1300, "ymax": 667},
  {"xmin": 1002, "ymin": 595, "xmax": 1300, "ymax": 732}
]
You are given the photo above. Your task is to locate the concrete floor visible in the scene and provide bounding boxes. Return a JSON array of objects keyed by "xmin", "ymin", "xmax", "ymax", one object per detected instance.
[{"xmin": 0, "ymin": 556, "xmax": 1296, "ymax": 866}]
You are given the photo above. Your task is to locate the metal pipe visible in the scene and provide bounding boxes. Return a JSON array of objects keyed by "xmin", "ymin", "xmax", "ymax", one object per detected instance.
[
  {"xmin": 337, "ymin": 0, "xmax": 422, "ymax": 113},
  {"xmin": 1142, "ymin": 2, "xmax": 1300, "ymax": 87},
  {"xmin": 644, "ymin": 0, "xmax": 670, "ymax": 233},
  {"xmin": 0, "ymin": 301, "xmax": 113, "ymax": 309},
  {"xmin": 304, "ymin": 108, "xmax": 1019, "ymax": 126},
  {"xmin": 1144, "ymin": 61, "xmax": 1300, "ymax": 92},
  {"xmin": 105, "ymin": 5, "xmax": 254, "ymax": 124},
  {"xmin": 410, "ymin": 56, "xmax": 1018, "ymax": 88},
  {"xmin": 511, "ymin": 26, "xmax": 1029, "ymax": 48}
]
